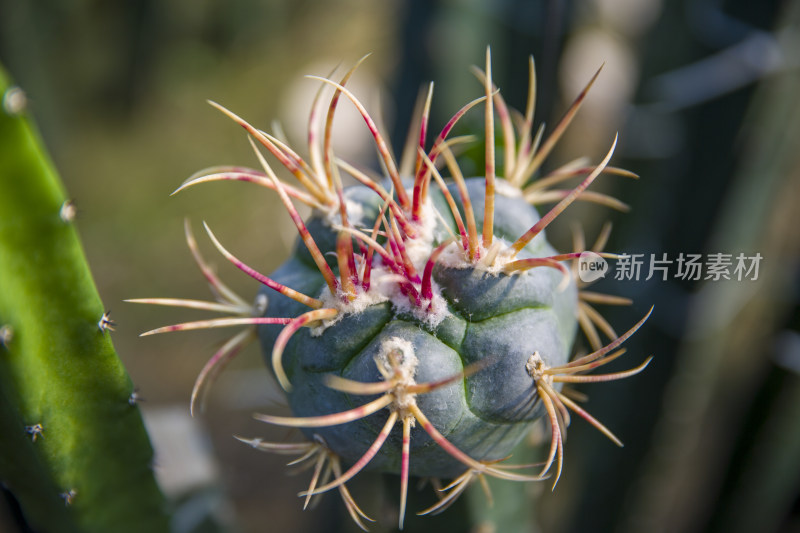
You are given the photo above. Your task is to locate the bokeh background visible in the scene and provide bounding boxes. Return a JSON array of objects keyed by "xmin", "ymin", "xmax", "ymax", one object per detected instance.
[{"xmin": 1, "ymin": 0, "xmax": 799, "ymax": 532}]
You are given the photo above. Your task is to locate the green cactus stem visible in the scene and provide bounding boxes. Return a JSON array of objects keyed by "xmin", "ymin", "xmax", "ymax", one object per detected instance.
[{"xmin": 0, "ymin": 67, "xmax": 169, "ymax": 533}]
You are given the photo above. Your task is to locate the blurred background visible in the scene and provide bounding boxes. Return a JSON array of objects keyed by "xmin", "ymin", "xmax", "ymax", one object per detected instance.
[{"xmin": 1, "ymin": 0, "xmax": 799, "ymax": 532}]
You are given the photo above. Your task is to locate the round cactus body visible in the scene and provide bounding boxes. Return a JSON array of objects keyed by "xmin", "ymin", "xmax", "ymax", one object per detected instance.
[
  {"xmin": 257, "ymin": 177, "xmax": 578, "ymax": 478},
  {"xmin": 136, "ymin": 51, "xmax": 652, "ymax": 529}
]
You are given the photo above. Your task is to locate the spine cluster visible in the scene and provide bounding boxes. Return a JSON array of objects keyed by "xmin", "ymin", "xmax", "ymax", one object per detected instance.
[{"xmin": 134, "ymin": 48, "xmax": 652, "ymax": 530}]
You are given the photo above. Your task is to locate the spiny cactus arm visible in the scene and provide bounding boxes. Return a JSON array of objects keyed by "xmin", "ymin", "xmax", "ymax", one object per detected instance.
[
  {"xmin": 0, "ymin": 67, "xmax": 170, "ymax": 533},
  {"xmin": 0, "ymin": 368, "xmax": 78, "ymax": 533}
]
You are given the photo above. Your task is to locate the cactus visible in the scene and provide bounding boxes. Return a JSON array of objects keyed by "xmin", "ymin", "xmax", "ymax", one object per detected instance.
[
  {"xmin": 135, "ymin": 49, "xmax": 651, "ymax": 530},
  {"xmin": 0, "ymin": 67, "xmax": 169, "ymax": 532}
]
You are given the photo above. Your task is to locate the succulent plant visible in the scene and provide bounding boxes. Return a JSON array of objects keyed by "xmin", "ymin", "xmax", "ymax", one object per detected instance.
[
  {"xmin": 0, "ymin": 67, "xmax": 169, "ymax": 533},
  {"xmin": 133, "ymin": 49, "xmax": 652, "ymax": 530}
]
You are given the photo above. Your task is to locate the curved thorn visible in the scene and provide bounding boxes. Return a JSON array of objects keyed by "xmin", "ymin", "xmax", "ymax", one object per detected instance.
[
  {"xmin": 140, "ymin": 316, "xmax": 291, "ymax": 336},
  {"xmin": 441, "ymin": 145, "xmax": 480, "ymax": 260},
  {"xmin": 416, "ymin": 82, "xmax": 435, "ymax": 175},
  {"xmin": 551, "ymin": 384, "xmax": 623, "ymax": 447},
  {"xmin": 330, "ymin": 457, "xmax": 374, "ymax": 529},
  {"xmin": 580, "ymin": 301, "xmax": 620, "ymax": 341},
  {"xmin": 421, "ymin": 239, "xmax": 454, "ymax": 301},
  {"xmin": 578, "ymin": 304, "xmax": 604, "ymax": 352},
  {"xmin": 561, "ymin": 306, "xmax": 653, "ymax": 369},
  {"xmin": 422, "ymin": 93, "xmax": 490, "ymax": 177},
  {"xmin": 411, "ymin": 83, "xmax": 436, "ymax": 219},
  {"xmin": 255, "ymin": 394, "xmax": 393, "ymax": 428},
  {"xmin": 470, "ymin": 64, "xmax": 515, "ymax": 182},
  {"xmin": 399, "ymin": 416, "xmax": 412, "ymax": 529},
  {"xmin": 307, "ymin": 74, "xmax": 408, "ymax": 210},
  {"xmin": 399, "ymin": 84, "xmax": 429, "ymax": 177},
  {"xmin": 301, "ymin": 411, "xmax": 398, "ymax": 498},
  {"xmin": 523, "ymin": 163, "xmax": 636, "ymax": 195},
  {"xmin": 172, "ymin": 172, "xmax": 322, "ymax": 208},
  {"xmin": 418, "ymin": 473, "xmax": 471, "ymax": 516},
  {"xmin": 203, "ymin": 222, "xmax": 323, "ymax": 309},
  {"xmin": 324, "ymin": 374, "xmax": 396, "ymax": 395},
  {"xmin": 233, "ymin": 435, "xmax": 314, "ymax": 455},
  {"xmin": 592, "ymin": 221, "xmax": 614, "ymax": 253},
  {"xmin": 553, "ymin": 348, "xmax": 628, "ymax": 376},
  {"xmin": 509, "ymin": 55, "xmax": 538, "ymax": 186},
  {"xmin": 579, "ymin": 291, "xmax": 633, "ymax": 306},
  {"xmin": 510, "ymin": 134, "xmax": 618, "ymax": 256},
  {"xmin": 303, "ymin": 452, "xmax": 328, "ymax": 510},
  {"xmin": 420, "ymin": 150, "xmax": 469, "ymax": 252},
  {"xmin": 206, "ymin": 100, "xmax": 330, "ymax": 204},
  {"xmin": 308, "ymin": 63, "xmax": 340, "ymax": 188},
  {"xmin": 536, "ymin": 384, "xmax": 562, "ymax": 484},
  {"xmin": 335, "ymin": 158, "xmax": 410, "ymax": 231},
  {"xmin": 190, "ymin": 329, "xmax": 255, "ymax": 416},
  {"xmin": 502, "ymin": 258, "xmax": 571, "ymax": 292},
  {"xmin": 247, "ymin": 138, "xmax": 340, "ymax": 295},
  {"xmin": 323, "ymin": 55, "xmax": 371, "ymax": 191},
  {"xmin": 271, "ymin": 308, "xmax": 339, "ymax": 391},
  {"xmin": 410, "ymin": 404, "xmax": 544, "ymax": 482},
  {"xmin": 126, "ymin": 298, "xmax": 247, "ymax": 315},
  {"xmin": 286, "ymin": 446, "xmax": 321, "ymax": 467},
  {"xmin": 184, "ymin": 219, "xmax": 250, "ymax": 308},
  {"xmin": 553, "ymin": 356, "xmax": 653, "ymax": 383},
  {"xmin": 526, "ymin": 190, "xmax": 630, "ymax": 212},
  {"xmin": 258, "ymin": 131, "xmax": 330, "ymax": 202},
  {"xmin": 521, "ymin": 63, "xmax": 605, "ymax": 181},
  {"xmin": 482, "ymin": 46, "xmax": 496, "ymax": 250}
]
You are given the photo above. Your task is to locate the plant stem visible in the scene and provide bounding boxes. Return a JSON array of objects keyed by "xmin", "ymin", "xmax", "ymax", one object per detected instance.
[{"xmin": 0, "ymin": 66, "xmax": 170, "ymax": 533}]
